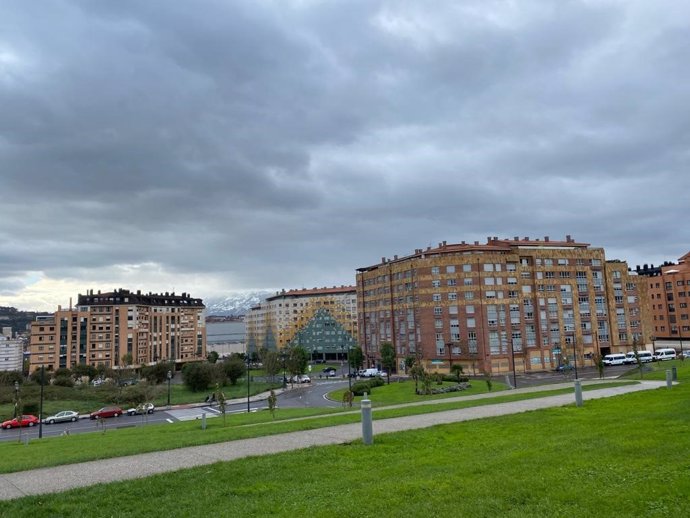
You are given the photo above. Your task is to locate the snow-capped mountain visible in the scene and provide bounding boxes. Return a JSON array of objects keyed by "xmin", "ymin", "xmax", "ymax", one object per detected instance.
[{"xmin": 204, "ymin": 291, "xmax": 273, "ymax": 316}]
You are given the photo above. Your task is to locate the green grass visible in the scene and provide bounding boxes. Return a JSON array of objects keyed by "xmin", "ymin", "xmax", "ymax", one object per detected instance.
[
  {"xmin": 2, "ymin": 379, "xmax": 689, "ymax": 516},
  {"xmin": 620, "ymin": 358, "xmax": 690, "ymax": 381},
  {"xmin": 0, "ymin": 380, "xmax": 636, "ymax": 474}
]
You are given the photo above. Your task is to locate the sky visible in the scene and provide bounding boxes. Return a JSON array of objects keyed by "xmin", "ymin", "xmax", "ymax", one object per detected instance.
[{"xmin": 1, "ymin": 0, "xmax": 689, "ymax": 311}]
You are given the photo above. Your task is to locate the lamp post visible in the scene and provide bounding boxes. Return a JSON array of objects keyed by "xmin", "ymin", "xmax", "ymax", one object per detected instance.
[
  {"xmin": 14, "ymin": 381, "xmax": 21, "ymax": 443},
  {"xmin": 246, "ymin": 355, "xmax": 251, "ymax": 413},
  {"xmin": 651, "ymin": 335, "xmax": 656, "ymax": 354},
  {"xmin": 39, "ymin": 366, "xmax": 45, "ymax": 439},
  {"xmin": 509, "ymin": 342, "xmax": 517, "ymax": 389},
  {"xmin": 167, "ymin": 370, "xmax": 172, "ymax": 407},
  {"xmin": 571, "ymin": 340, "xmax": 579, "ymax": 380},
  {"xmin": 280, "ymin": 351, "xmax": 287, "ymax": 389}
]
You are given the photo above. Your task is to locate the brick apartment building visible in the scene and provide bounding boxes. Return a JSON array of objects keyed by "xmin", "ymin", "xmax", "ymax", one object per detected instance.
[
  {"xmin": 637, "ymin": 251, "xmax": 690, "ymax": 352},
  {"xmin": 356, "ymin": 235, "xmax": 651, "ymax": 375},
  {"xmin": 245, "ymin": 286, "xmax": 357, "ymax": 360},
  {"xmin": 29, "ymin": 289, "xmax": 206, "ymax": 373}
]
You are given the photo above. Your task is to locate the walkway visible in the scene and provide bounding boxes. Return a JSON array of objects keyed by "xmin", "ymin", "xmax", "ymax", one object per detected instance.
[{"xmin": 0, "ymin": 379, "xmax": 668, "ymax": 501}]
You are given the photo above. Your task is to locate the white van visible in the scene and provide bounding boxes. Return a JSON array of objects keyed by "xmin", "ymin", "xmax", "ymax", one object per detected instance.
[
  {"xmin": 603, "ymin": 353, "xmax": 626, "ymax": 366},
  {"xmin": 624, "ymin": 351, "xmax": 654, "ymax": 364},
  {"xmin": 653, "ymin": 348, "xmax": 677, "ymax": 361}
]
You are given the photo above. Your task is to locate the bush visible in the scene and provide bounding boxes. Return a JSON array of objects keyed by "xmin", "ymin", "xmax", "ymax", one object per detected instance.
[
  {"xmin": 441, "ymin": 374, "xmax": 469, "ymax": 383},
  {"xmin": 53, "ymin": 375, "xmax": 74, "ymax": 388},
  {"xmin": 140, "ymin": 362, "xmax": 175, "ymax": 384},
  {"xmin": 182, "ymin": 362, "xmax": 215, "ymax": 392},
  {"xmin": 0, "ymin": 371, "xmax": 23, "ymax": 386},
  {"xmin": 350, "ymin": 376, "xmax": 385, "ymax": 396}
]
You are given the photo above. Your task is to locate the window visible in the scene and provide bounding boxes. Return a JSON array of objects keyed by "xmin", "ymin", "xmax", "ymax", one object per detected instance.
[
  {"xmin": 434, "ymin": 307, "xmax": 442, "ymax": 316},
  {"xmin": 466, "ymin": 318, "xmax": 476, "ymax": 328},
  {"xmin": 485, "ymin": 277, "xmax": 495, "ymax": 286},
  {"xmin": 522, "ymin": 286, "xmax": 532, "ymax": 294},
  {"xmin": 432, "ymin": 293, "xmax": 441, "ymax": 302},
  {"xmin": 432, "ymin": 280, "xmax": 441, "ymax": 288},
  {"xmin": 463, "ymin": 264, "xmax": 472, "ymax": 272},
  {"xmin": 464, "ymin": 278, "xmax": 473, "ymax": 286},
  {"xmin": 448, "ymin": 292, "xmax": 458, "ymax": 301},
  {"xmin": 446, "ymin": 265, "xmax": 455, "ymax": 273},
  {"xmin": 466, "ymin": 305, "xmax": 475, "ymax": 314},
  {"xmin": 431, "ymin": 266, "xmax": 440, "ymax": 275},
  {"xmin": 464, "ymin": 292, "xmax": 474, "ymax": 300},
  {"xmin": 447, "ymin": 279, "xmax": 457, "ymax": 287},
  {"xmin": 484, "ymin": 264, "xmax": 494, "ymax": 272}
]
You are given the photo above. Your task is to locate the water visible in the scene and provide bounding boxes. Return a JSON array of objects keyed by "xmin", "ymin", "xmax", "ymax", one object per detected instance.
[{"xmin": 206, "ymin": 321, "xmax": 245, "ymax": 344}]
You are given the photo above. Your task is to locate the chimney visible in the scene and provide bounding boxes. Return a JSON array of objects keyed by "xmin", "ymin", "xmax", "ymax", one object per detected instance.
[
  {"xmin": 381, "ymin": 257, "xmax": 386, "ymax": 263},
  {"xmin": 514, "ymin": 236, "xmax": 519, "ymax": 241},
  {"xmin": 566, "ymin": 234, "xmax": 572, "ymax": 242},
  {"xmin": 523, "ymin": 236, "xmax": 529, "ymax": 241},
  {"xmin": 442, "ymin": 240, "xmax": 447, "ymax": 246},
  {"xmin": 461, "ymin": 241, "xmax": 466, "ymax": 245},
  {"xmin": 474, "ymin": 241, "xmax": 479, "ymax": 245},
  {"xmin": 544, "ymin": 236, "xmax": 549, "ymax": 242},
  {"xmin": 394, "ymin": 255, "xmax": 398, "ymax": 260}
]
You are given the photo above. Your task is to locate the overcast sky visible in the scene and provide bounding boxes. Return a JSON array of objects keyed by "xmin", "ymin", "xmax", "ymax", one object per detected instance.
[{"xmin": 1, "ymin": 0, "xmax": 689, "ymax": 311}]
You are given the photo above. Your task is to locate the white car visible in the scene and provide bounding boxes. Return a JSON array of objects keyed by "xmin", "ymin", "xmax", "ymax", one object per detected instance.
[
  {"xmin": 44, "ymin": 410, "xmax": 80, "ymax": 424},
  {"xmin": 127, "ymin": 403, "xmax": 155, "ymax": 416},
  {"xmin": 291, "ymin": 375, "xmax": 311, "ymax": 384}
]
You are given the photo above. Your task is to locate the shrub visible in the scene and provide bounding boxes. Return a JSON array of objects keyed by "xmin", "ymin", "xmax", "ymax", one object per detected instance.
[
  {"xmin": 350, "ymin": 376, "xmax": 385, "ymax": 396},
  {"xmin": 53, "ymin": 375, "xmax": 74, "ymax": 388},
  {"xmin": 182, "ymin": 362, "xmax": 215, "ymax": 392}
]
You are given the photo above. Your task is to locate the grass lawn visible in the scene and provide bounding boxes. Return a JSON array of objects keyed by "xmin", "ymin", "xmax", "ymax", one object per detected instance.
[
  {"xmin": 620, "ymin": 358, "xmax": 690, "ymax": 381},
  {"xmin": 2, "ymin": 378, "xmax": 689, "ymax": 516},
  {"xmin": 0, "ymin": 380, "xmax": 637, "ymax": 474}
]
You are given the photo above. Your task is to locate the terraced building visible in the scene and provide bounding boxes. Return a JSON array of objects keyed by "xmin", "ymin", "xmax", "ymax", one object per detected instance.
[
  {"xmin": 245, "ymin": 286, "xmax": 357, "ymax": 361},
  {"xmin": 356, "ymin": 235, "xmax": 651, "ymax": 375},
  {"xmin": 28, "ymin": 289, "xmax": 206, "ymax": 373}
]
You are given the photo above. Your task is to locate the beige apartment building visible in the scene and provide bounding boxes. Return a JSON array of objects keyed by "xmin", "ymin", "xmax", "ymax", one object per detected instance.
[
  {"xmin": 245, "ymin": 286, "xmax": 357, "ymax": 360},
  {"xmin": 639, "ymin": 251, "xmax": 690, "ymax": 352},
  {"xmin": 356, "ymin": 235, "xmax": 650, "ymax": 375},
  {"xmin": 29, "ymin": 289, "xmax": 206, "ymax": 373}
]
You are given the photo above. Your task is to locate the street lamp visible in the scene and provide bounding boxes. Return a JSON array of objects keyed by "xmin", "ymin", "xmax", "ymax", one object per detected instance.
[
  {"xmin": 14, "ymin": 381, "xmax": 21, "ymax": 443},
  {"xmin": 571, "ymin": 340, "xmax": 579, "ymax": 380},
  {"xmin": 246, "ymin": 355, "xmax": 251, "ymax": 413},
  {"xmin": 509, "ymin": 343, "xmax": 517, "ymax": 389},
  {"xmin": 280, "ymin": 350, "xmax": 287, "ymax": 389},
  {"xmin": 651, "ymin": 335, "xmax": 656, "ymax": 354},
  {"xmin": 39, "ymin": 366, "xmax": 45, "ymax": 439},
  {"xmin": 167, "ymin": 370, "xmax": 172, "ymax": 407}
]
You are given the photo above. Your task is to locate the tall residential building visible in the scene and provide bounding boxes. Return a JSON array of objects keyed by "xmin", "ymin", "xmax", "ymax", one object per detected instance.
[
  {"xmin": 245, "ymin": 286, "xmax": 357, "ymax": 360},
  {"xmin": 638, "ymin": 251, "xmax": 690, "ymax": 351},
  {"xmin": 356, "ymin": 235, "xmax": 650, "ymax": 375},
  {"xmin": 0, "ymin": 328, "xmax": 23, "ymax": 372},
  {"xmin": 29, "ymin": 289, "xmax": 206, "ymax": 373}
]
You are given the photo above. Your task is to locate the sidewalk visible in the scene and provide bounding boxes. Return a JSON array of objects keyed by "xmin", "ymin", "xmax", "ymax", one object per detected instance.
[{"xmin": 0, "ymin": 379, "xmax": 667, "ymax": 501}]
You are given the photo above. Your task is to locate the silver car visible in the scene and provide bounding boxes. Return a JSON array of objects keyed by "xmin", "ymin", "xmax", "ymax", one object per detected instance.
[{"xmin": 44, "ymin": 410, "xmax": 80, "ymax": 424}]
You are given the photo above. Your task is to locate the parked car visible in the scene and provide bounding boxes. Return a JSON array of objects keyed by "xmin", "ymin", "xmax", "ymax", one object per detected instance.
[
  {"xmin": 322, "ymin": 367, "xmax": 337, "ymax": 377},
  {"xmin": 118, "ymin": 378, "xmax": 139, "ymax": 387},
  {"xmin": 291, "ymin": 375, "xmax": 311, "ymax": 384},
  {"xmin": 603, "ymin": 354, "xmax": 627, "ymax": 366},
  {"xmin": 2, "ymin": 415, "xmax": 39, "ymax": 429},
  {"xmin": 358, "ymin": 368, "xmax": 383, "ymax": 377},
  {"xmin": 554, "ymin": 364, "xmax": 574, "ymax": 372},
  {"xmin": 44, "ymin": 410, "xmax": 79, "ymax": 424},
  {"xmin": 127, "ymin": 403, "xmax": 155, "ymax": 416},
  {"xmin": 89, "ymin": 406, "xmax": 123, "ymax": 419},
  {"xmin": 653, "ymin": 348, "xmax": 677, "ymax": 361},
  {"xmin": 623, "ymin": 351, "xmax": 654, "ymax": 364},
  {"xmin": 91, "ymin": 377, "xmax": 106, "ymax": 386}
]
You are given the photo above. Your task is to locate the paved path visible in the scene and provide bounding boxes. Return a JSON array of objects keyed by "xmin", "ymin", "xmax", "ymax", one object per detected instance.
[{"xmin": 0, "ymin": 379, "xmax": 668, "ymax": 501}]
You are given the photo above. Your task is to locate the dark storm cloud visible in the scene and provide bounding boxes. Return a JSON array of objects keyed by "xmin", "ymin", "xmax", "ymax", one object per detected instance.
[{"xmin": 1, "ymin": 0, "xmax": 689, "ymax": 308}]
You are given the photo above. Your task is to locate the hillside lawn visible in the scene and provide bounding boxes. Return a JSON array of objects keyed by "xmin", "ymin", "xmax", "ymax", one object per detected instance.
[{"xmin": 2, "ymin": 371, "xmax": 689, "ymax": 516}]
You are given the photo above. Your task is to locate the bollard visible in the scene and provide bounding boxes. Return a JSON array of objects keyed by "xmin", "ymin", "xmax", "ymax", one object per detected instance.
[
  {"xmin": 201, "ymin": 412, "xmax": 207, "ymax": 430},
  {"xmin": 574, "ymin": 379, "xmax": 583, "ymax": 407},
  {"xmin": 505, "ymin": 375, "xmax": 513, "ymax": 389},
  {"xmin": 672, "ymin": 366, "xmax": 677, "ymax": 381},
  {"xmin": 361, "ymin": 392, "xmax": 373, "ymax": 445},
  {"xmin": 666, "ymin": 370, "xmax": 672, "ymax": 389}
]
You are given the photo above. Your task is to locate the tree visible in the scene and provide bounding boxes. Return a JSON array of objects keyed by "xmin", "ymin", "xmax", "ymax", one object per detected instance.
[
  {"xmin": 262, "ymin": 351, "xmax": 281, "ymax": 381},
  {"xmin": 592, "ymin": 353, "xmax": 605, "ymax": 379},
  {"xmin": 410, "ymin": 364, "xmax": 425, "ymax": 394},
  {"xmin": 215, "ymin": 383, "xmax": 227, "ymax": 426},
  {"xmin": 404, "ymin": 356, "xmax": 415, "ymax": 374},
  {"xmin": 222, "ymin": 357, "xmax": 246, "ymax": 385},
  {"xmin": 72, "ymin": 363, "xmax": 97, "ymax": 381},
  {"xmin": 181, "ymin": 362, "xmax": 214, "ymax": 392},
  {"xmin": 267, "ymin": 390, "xmax": 277, "ymax": 418},
  {"xmin": 380, "ymin": 342, "xmax": 395, "ymax": 384},
  {"xmin": 121, "ymin": 353, "xmax": 133, "ymax": 369},
  {"xmin": 207, "ymin": 351, "xmax": 219, "ymax": 364},
  {"xmin": 141, "ymin": 361, "xmax": 175, "ymax": 384},
  {"xmin": 450, "ymin": 363, "xmax": 464, "ymax": 383},
  {"xmin": 349, "ymin": 346, "xmax": 364, "ymax": 371},
  {"xmin": 287, "ymin": 346, "xmax": 309, "ymax": 377}
]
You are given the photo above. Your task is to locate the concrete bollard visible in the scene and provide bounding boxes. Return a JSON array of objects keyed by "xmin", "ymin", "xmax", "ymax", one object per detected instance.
[
  {"xmin": 666, "ymin": 370, "xmax": 672, "ymax": 389},
  {"xmin": 201, "ymin": 412, "xmax": 207, "ymax": 430},
  {"xmin": 672, "ymin": 366, "xmax": 677, "ymax": 381},
  {"xmin": 361, "ymin": 392, "xmax": 373, "ymax": 445},
  {"xmin": 574, "ymin": 379, "xmax": 583, "ymax": 407},
  {"xmin": 505, "ymin": 375, "xmax": 513, "ymax": 389}
]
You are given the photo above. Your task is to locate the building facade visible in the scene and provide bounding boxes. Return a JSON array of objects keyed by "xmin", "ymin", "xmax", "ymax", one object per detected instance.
[
  {"xmin": 356, "ymin": 235, "xmax": 650, "ymax": 375},
  {"xmin": 245, "ymin": 286, "xmax": 357, "ymax": 360},
  {"xmin": 0, "ymin": 328, "xmax": 23, "ymax": 372},
  {"xmin": 28, "ymin": 289, "xmax": 206, "ymax": 373},
  {"xmin": 639, "ymin": 251, "xmax": 690, "ymax": 352}
]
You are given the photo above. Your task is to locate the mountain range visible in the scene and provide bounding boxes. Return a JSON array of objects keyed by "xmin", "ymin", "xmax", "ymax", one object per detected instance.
[{"xmin": 203, "ymin": 291, "xmax": 273, "ymax": 316}]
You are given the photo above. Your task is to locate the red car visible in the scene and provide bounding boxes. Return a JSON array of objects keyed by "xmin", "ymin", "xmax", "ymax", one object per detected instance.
[
  {"xmin": 2, "ymin": 415, "xmax": 39, "ymax": 429},
  {"xmin": 89, "ymin": 406, "xmax": 123, "ymax": 419}
]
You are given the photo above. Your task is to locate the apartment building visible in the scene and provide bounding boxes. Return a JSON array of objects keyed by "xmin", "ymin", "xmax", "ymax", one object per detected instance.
[
  {"xmin": 0, "ymin": 328, "xmax": 23, "ymax": 372},
  {"xmin": 356, "ymin": 235, "xmax": 650, "ymax": 375},
  {"xmin": 28, "ymin": 289, "xmax": 206, "ymax": 373},
  {"xmin": 638, "ymin": 251, "xmax": 690, "ymax": 351},
  {"xmin": 245, "ymin": 286, "xmax": 357, "ymax": 360}
]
